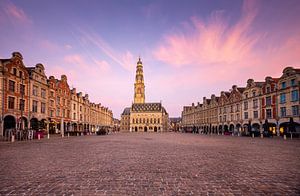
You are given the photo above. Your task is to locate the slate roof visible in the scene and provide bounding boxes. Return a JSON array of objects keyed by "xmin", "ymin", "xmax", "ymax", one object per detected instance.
[
  {"xmin": 132, "ymin": 103, "xmax": 162, "ymax": 112},
  {"xmin": 122, "ymin": 107, "xmax": 131, "ymax": 115}
]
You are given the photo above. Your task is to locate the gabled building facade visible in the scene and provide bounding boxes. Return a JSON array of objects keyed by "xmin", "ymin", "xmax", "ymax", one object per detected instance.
[
  {"xmin": 181, "ymin": 66, "xmax": 300, "ymax": 136},
  {"xmin": 0, "ymin": 52, "xmax": 114, "ymax": 137}
]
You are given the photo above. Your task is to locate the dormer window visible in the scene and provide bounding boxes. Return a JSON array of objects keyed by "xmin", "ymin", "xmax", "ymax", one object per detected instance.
[
  {"xmin": 19, "ymin": 71, "xmax": 23, "ymax": 79},
  {"xmin": 252, "ymin": 91, "xmax": 256, "ymax": 97},
  {"xmin": 266, "ymin": 86, "xmax": 271, "ymax": 93}
]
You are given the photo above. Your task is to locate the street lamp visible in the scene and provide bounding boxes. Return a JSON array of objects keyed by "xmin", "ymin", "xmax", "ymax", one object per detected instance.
[{"xmin": 20, "ymin": 75, "xmax": 24, "ymax": 131}]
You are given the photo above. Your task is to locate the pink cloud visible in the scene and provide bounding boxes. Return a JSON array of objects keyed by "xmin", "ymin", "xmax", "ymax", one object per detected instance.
[
  {"xmin": 77, "ymin": 29, "xmax": 135, "ymax": 71},
  {"xmin": 150, "ymin": 0, "xmax": 300, "ymax": 116},
  {"xmin": 154, "ymin": 0, "xmax": 259, "ymax": 68},
  {"xmin": 3, "ymin": 1, "xmax": 32, "ymax": 24},
  {"xmin": 39, "ymin": 40, "xmax": 61, "ymax": 51},
  {"xmin": 64, "ymin": 54, "xmax": 85, "ymax": 66},
  {"xmin": 65, "ymin": 44, "xmax": 72, "ymax": 50},
  {"xmin": 64, "ymin": 54, "xmax": 112, "ymax": 74},
  {"xmin": 46, "ymin": 65, "xmax": 78, "ymax": 83},
  {"xmin": 94, "ymin": 60, "xmax": 111, "ymax": 72},
  {"xmin": 153, "ymin": 0, "xmax": 300, "ymax": 84}
]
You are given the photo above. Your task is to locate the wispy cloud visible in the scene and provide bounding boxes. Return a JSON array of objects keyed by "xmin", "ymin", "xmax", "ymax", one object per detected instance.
[
  {"xmin": 2, "ymin": 1, "xmax": 32, "ymax": 25},
  {"xmin": 77, "ymin": 29, "xmax": 135, "ymax": 71},
  {"xmin": 39, "ymin": 39, "xmax": 61, "ymax": 51},
  {"xmin": 64, "ymin": 53, "xmax": 111, "ymax": 73},
  {"xmin": 64, "ymin": 44, "xmax": 72, "ymax": 50}
]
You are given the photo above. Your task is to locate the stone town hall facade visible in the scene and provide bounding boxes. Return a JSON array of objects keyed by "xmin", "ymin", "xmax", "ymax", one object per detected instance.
[{"xmin": 120, "ymin": 58, "xmax": 169, "ymax": 132}]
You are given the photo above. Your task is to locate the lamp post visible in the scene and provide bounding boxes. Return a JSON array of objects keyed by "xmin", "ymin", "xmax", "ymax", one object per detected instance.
[{"xmin": 20, "ymin": 76, "xmax": 24, "ymax": 132}]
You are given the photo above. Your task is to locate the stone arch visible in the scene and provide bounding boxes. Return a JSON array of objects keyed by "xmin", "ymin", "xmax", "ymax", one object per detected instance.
[
  {"xmin": 18, "ymin": 116, "xmax": 28, "ymax": 130},
  {"xmin": 251, "ymin": 123, "xmax": 260, "ymax": 137},
  {"xmin": 242, "ymin": 123, "xmax": 250, "ymax": 136},
  {"xmin": 236, "ymin": 123, "xmax": 241, "ymax": 132},
  {"xmin": 40, "ymin": 118, "xmax": 47, "ymax": 130},
  {"xmin": 4, "ymin": 115, "xmax": 16, "ymax": 135},
  {"xmin": 229, "ymin": 124, "xmax": 234, "ymax": 133},
  {"xmin": 279, "ymin": 122, "xmax": 289, "ymax": 136},
  {"xmin": 218, "ymin": 125, "xmax": 222, "ymax": 134},
  {"xmin": 30, "ymin": 118, "xmax": 39, "ymax": 131},
  {"xmin": 224, "ymin": 124, "xmax": 229, "ymax": 132}
]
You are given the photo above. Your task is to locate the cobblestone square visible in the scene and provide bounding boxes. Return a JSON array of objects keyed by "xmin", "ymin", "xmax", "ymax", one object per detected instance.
[{"xmin": 0, "ymin": 133, "xmax": 300, "ymax": 195}]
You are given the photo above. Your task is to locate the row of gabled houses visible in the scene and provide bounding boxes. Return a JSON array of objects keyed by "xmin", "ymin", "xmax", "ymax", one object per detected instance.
[
  {"xmin": 0, "ymin": 52, "xmax": 113, "ymax": 137},
  {"xmin": 181, "ymin": 67, "xmax": 300, "ymax": 136}
]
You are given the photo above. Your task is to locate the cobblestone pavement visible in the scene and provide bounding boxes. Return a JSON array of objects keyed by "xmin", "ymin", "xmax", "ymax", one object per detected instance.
[{"xmin": 0, "ymin": 133, "xmax": 300, "ymax": 195}]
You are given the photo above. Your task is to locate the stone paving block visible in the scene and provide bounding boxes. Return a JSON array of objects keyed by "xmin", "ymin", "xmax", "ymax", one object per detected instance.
[{"xmin": 0, "ymin": 133, "xmax": 299, "ymax": 195}]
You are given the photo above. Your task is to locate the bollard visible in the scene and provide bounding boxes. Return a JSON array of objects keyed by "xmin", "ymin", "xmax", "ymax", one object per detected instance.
[
  {"xmin": 291, "ymin": 133, "xmax": 292, "ymax": 140},
  {"xmin": 284, "ymin": 135, "xmax": 286, "ymax": 140},
  {"xmin": 77, "ymin": 133, "xmax": 79, "ymax": 136},
  {"xmin": 68, "ymin": 133, "xmax": 70, "ymax": 137},
  {"xmin": 252, "ymin": 133, "xmax": 254, "ymax": 138},
  {"xmin": 11, "ymin": 135, "xmax": 15, "ymax": 143},
  {"xmin": 38, "ymin": 134, "xmax": 41, "ymax": 140},
  {"xmin": 47, "ymin": 133, "xmax": 50, "ymax": 139},
  {"xmin": 62, "ymin": 134, "xmax": 64, "ymax": 138},
  {"xmin": 261, "ymin": 133, "xmax": 263, "ymax": 138}
]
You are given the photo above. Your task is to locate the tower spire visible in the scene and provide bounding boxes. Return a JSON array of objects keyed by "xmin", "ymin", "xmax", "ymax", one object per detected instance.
[{"xmin": 134, "ymin": 56, "xmax": 145, "ymax": 103}]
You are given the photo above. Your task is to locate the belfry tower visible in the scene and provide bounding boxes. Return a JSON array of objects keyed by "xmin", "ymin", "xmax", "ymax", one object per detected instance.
[{"xmin": 134, "ymin": 57, "xmax": 145, "ymax": 103}]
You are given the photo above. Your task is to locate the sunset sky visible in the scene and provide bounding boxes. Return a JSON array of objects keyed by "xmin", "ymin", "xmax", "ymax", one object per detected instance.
[{"xmin": 1, "ymin": 0, "xmax": 299, "ymax": 118}]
